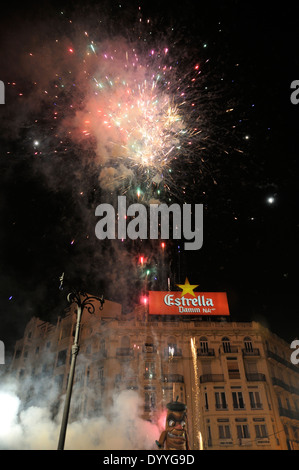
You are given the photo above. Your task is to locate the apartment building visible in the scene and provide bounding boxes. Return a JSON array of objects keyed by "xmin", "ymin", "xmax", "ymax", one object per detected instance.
[{"xmin": 10, "ymin": 298, "xmax": 299, "ymax": 450}]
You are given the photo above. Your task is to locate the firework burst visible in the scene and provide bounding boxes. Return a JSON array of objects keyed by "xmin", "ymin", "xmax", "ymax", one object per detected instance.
[
  {"xmin": 2, "ymin": 5, "xmax": 243, "ymax": 206},
  {"xmin": 63, "ymin": 36, "xmax": 207, "ymax": 202}
]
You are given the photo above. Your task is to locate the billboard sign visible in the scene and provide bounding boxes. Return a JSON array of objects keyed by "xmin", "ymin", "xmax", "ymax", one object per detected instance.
[{"xmin": 148, "ymin": 278, "xmax": 229, "ymax": 316}]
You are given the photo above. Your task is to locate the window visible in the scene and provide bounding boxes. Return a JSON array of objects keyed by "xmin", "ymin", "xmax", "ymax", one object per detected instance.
[
  {"xmin": 255, "ymin": 424, "xmax": 268, "ymax": 438},
  {"xmin": 204, "ymin": 392, "xmax": 209, "ymax": 410},
  {"xmin": 232, "ymin": 391, "xmax": 245, "ymax": 409},
  {"xmin": 236, "ymin": 424, "xmax": 250, "ymax": 439},
  {"xmin": 215, "ymin": 392, "xmax": 227, "ymax": 409},
  {"xmin": 207, "ymin": 425, "xmax": 212, "ymax": 447},
  {"xmin": 227, "ymin": 360, "xmax": 240, "ymax": 379},
  {"xmin": 145, "ymin": 391, "xmax": 156, "ymax": 410},
  {"xmin": 57, "ymin": 349, "xmax": 67, "ymax": 367},
  {"xmin": 218, "ymin": 425, "xmax": 231, "ymax": 439},
  {"xmin": 249, "ymin": 391, "xmax": 262, "ymax": 409},
  {"xmin": 144, "ymin": 335, "xmax": 155, "ymax": 352},
  {"xmin": 98, "ymin": 367, "xmax": 104, "ymax": 380},
  {"xmin": 245, "ymin": 361, "xmax": 258, "ymax": 376},
  {"xmin": 76, "ymin": 368, "xmax": 85, "ymax": 386},
  {"xmin": 202, "ymin": 361, "xmax": 212, "ymax": 376},
  {"xmin": 167, "ymin": 336, "xmax": 178, "ymax": 356},
  {"xmin": 145, "ymin": 361, "xmax": 155, "ymax": 378},
  {"xmin": 15, "ymin": 349, "xmax": 21, "ymax": 359},
  {"xmin": 162, "ymin": 386, "xmax": 173, "ymax": 404},
  {"xmin": 144, "ymin": 343, "xmax": 155, "ymax": 353},
  {"xmin": 60, "ymin": 325, "xmax": 70, "ymax": 340},
  {"xmin": 244, "ymin": 337, "xmax": 253, "ymax": 352},
  {"xmin": 145, "ymin": 335, "xmax": 154, "ymax": 345},
  {"xmin": 222, "ymin": 337, "xmax": 231, "ymax": 353},
  {"xmin": 54, "ymin": 374, "xmax": 64, "ymax": 392},
  {"xmin": 293, "ymin": 427, "xmax": 299, "ymax": 441},
  {"xmin": 100, "ymin": 339, "xmax": 106, "ymax": 355},
  {"xmin": 199, "ymin": 337, "xmax": 208, "ymax": 353},
  {"xmin": 121, "ymin": 336, "xmax": 130, "ymax": 348},
  {"xmin": 42, "ymin": 363, "xmax": 52, "ymax": 376}
]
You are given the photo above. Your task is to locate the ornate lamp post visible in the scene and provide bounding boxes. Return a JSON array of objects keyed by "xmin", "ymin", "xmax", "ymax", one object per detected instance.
[{"xmin": 57, "ymin": 273, "xmax": 105, "ymax": 450}]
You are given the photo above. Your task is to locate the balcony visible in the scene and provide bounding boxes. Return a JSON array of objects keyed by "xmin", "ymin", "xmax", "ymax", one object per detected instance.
[
  {"xmin": 219, "ymin": 346, "xmax": 238, "ymax": 354},
  {"xmin": 272, "ymin": 376, "xmax": 292, "ymax": 393},
  {"xmin": 246, "ymin": 373, "xmax": 266, "ymax": 382},
  {"xmin": 126, "ymin": 377, "xmax": 139, "ymax": 390},
  {"xmin": 115, "ymin": 375, "xmax": 138, "ymax": 389},
  {"xmin": 272, "ymin": 377, "xmax": 299, "ymax": 396},
  {"xmin": 267, "ymin": 349, "xmax": 299, "ymax": 374},
  {"xmin": 219, "ymin": 439, "xmax": 233, "ymax": 446},
  {"xmin": 256, "ymin": 438, "xmax": 270, "ymax": 446},
  {"xmin": 250, "ymin": 403, "xmax": 263, "ymax": 410},
  {"xmin": 279, "ymin": 407, "xmax": 299, "ymax": 421},
  {"xmin": 215, "ymin": 403, "xmax": 228, "ymax": 410},
  {"xmin": 239, "ymin": 438, "xmax": 252, "ymax": 447},
  {"xmin": 242, "ymin": 348, "xmax": 260, "ymax": 357},
  {"xmin": 200, "ymin": 374, "xmax": 225, "ymax": 384},
  {"xmin": 92, "ymin": 350, "xmax": 107, "ymax": 360},
  {"xmin": 228, "ymin": 371, "xmax": 241, "ymax": 380},
  {"xmin": 162, "ymin": 374, "xmax": 184, "ymax": 383},
  {"xmin": 197, "ymin": 348, "xmax": 215, "ymax": 357},
  {"xmin": 164, "ymin": 347, "xmax": 182, "ymax": 358},
  {"xmin": 116, "ymin": 348, "xmax": 134, "ymax": 358},
  {"xmin": 143, "ymin": 344, "xmax": 157, "ymax": 354}
]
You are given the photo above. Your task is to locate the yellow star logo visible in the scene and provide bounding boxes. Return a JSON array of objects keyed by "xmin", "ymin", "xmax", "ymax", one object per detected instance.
[{"xmin": 176, "ymin": 277, "xmax": 199, "ymax": 297}]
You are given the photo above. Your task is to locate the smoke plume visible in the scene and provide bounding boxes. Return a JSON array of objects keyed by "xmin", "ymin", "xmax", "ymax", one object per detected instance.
[{"xmin": 0, "ymin": 372, "xmax": 160, "ymax": 450}]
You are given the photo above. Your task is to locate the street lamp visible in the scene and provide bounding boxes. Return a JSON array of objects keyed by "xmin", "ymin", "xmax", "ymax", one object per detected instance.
[{"xmin": 57, "ymin": 273, "xmax": 105, "ymax": 450}]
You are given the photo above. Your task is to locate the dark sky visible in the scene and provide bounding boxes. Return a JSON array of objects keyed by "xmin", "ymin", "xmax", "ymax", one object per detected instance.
[{"xmin": 0, "ymin": 0, "xmax": 298, "ymax": 352}]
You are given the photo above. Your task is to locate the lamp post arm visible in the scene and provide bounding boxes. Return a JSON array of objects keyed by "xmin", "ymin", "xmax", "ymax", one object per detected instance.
[{"xmin": 56, "ymin": 277, "xmax": 105, "ymax": 451}]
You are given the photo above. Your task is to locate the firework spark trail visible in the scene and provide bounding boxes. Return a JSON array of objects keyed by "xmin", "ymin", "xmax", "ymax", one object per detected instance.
[{"xmin": 190, "ymin": 337, "xmax": 202, "ymax": 450}]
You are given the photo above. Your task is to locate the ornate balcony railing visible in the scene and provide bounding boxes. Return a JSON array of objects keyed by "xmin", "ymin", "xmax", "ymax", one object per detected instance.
[
  {"xmin": 197, "ymin": 348, "xmax": 215, "ymax": 357},
  {"xmin": 242, "ymin": 348, "xmax": 260, "ymax": 357},
  {"xmin": 116, "ymin": 348, "xmax": 134, "ymax": 357},
  {"xmin": 162, "ymin": 374, "xmax": 184, "ymax": 383},
  {"xmin": 246, "ymin": 373, "xmax": 266, "ymax": 382},
  {"xmin": 200, "ymin": 374, "xmax": 225, "ymax": 383}
]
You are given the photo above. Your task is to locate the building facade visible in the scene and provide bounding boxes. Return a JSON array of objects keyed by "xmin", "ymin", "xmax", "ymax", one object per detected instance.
[{"xmin": 9, "ymin": 298, "xmax": 299, "ymax": 450}]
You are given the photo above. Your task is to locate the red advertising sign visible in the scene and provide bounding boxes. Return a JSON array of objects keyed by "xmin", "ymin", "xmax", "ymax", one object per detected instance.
[{"xmin": 148, "ymin": 291, "xmax": 230, "ymax": 316}]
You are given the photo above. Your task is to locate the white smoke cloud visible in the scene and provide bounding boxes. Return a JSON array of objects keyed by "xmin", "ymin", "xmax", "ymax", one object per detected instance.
[
  {"xmin": 66, "ymin": 390, "xmax": 160, "ymax": 450},
  {"xmin": 0, "ymin": 375, "xmax": 160, "ymax": 450}
]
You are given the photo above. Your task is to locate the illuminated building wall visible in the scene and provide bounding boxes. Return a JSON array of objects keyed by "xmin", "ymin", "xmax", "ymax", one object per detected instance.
[{"xmin": 10, "ymin": 300, "xmax": 299, "ymax": 450}]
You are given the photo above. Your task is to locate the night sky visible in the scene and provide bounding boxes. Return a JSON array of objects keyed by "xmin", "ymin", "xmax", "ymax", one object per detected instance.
[{"xmin": 0, "ymin": 0, "xmax": 298, "ymax": 353}]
